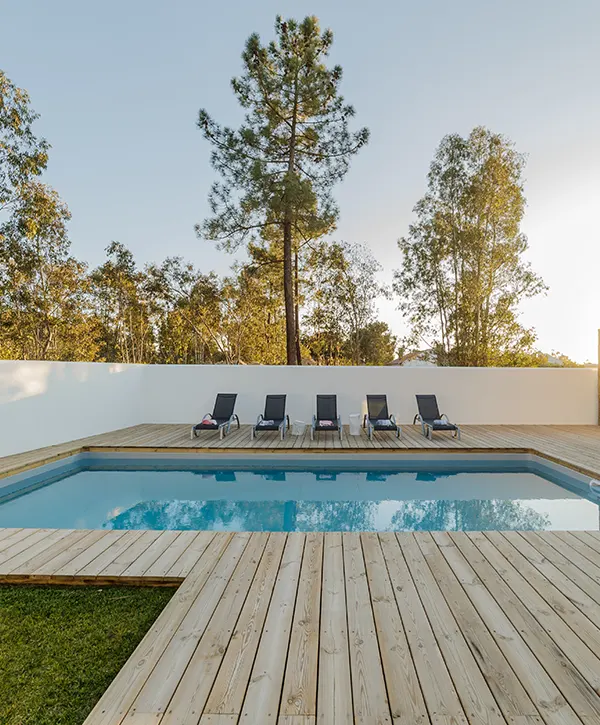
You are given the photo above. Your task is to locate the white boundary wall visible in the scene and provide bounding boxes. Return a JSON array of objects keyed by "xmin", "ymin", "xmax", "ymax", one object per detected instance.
[
  {"xmin": 0, "ymin": 361, "xmax": 597, "ymax": 457},
  {"xmin": 0, "ymin": 361, "xmax": 144, "ymax": 457}
]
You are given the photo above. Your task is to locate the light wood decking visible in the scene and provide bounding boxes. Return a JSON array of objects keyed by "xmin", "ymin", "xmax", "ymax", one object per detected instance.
[
  {"xmin": 2, "ymin": 528, "xmax": 600, "ymax": 724},
  {"xmin": 1, "ymin": 425, "xmax": 600, "ymax": 724},
  {"xmin": 3, "ymin": 423, "xmax": 600, "ymax": 479}
]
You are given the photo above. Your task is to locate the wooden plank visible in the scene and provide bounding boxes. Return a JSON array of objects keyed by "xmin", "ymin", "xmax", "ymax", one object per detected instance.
[
  {"xmin": 529, "ymin": 532, "xmax": 600, "ymax": 602},
  {"xmin": 551, "ymin": 531, "xmax": 600, "ymax": 571},
  {"xmin": 120, "ymin": 530, "xmax": 182, "ymax": 578},
  {"xmin": 496, "ymin": 532, "xmax": 600, "ymax": 650},
  {"xmin": 142, "ymin": 531, "xmax": 200, "ymax": 578},
  {"xmin": 11, "ymin": 529, "xmax": 91, "ymax": 576},
  {"xmin": 83, "ymin": 533, "xmax": 234, "ymax": 725},
  {"xmin": 0, "ymin": 529, "xmax": 54, "ymax": 566},
  {"xmin": 361, "ymin": 532, "xmax": 428, "ymax": 725},
  {"xmin": 379, "ymin": 533, "xmax": 467, "ymax": 725},
  {"xmin": 280, "ymin": 532, "xmax": 323, "ymax": 717},
  {"xmin": 479, "ymin": 531, "xmax": 600, "ymax": 699},
  {"xmin": 316, "ymin": 532, "xmax": 353, "ymax": 725},
  {"xmin": 52, "ymin": 530, "xmax": 126, "ymax": 577},
  {"xmin": 0, "ymin": 528, "xmax": 41, "ymax": 555},
  {"xmin": 153, "ymin": 533, "xmax": 269, "ymax": 725},
  {"xmin": 76, "ymin": 530, "xmax": 145, "ymax": 577},
  {"xmin": 452, "ymin": 531, "xmax": 592, "ymax": 724},
  {"xmin": 205, "ymin": 533, "xmax": 287, "ymax": 716},
  {"xmin": 166, "ymin": 531, "xmax": 216, "ymax": 578},
  {"xmin": 399, "ymin": 533, "xmax": 505, "ymax": 725},
  {"xmin": 342, "ymin": 532, "xmax": 392, "ymax": 725},
  {"xmin": 35, "ymin": 529, "xmax": 109, "ymax": 576},
  {"xmin": 423, "ymin": 532, "xmax": 538, "ymax": 722},
  {"xmin": 0, "ymin": 528, "xmax": 75, "ymax": 575},
  {"xmin": 238, "ymin": 533, "xmax": 305, "ymax": 724},
  {"xmin": 570, "ymin": 531, "xmax": 600, "ymax": 556},
  {"xmin": 441, "ymin": 532, "xmax": 582, "ymax": 725},
  {"xmin": 125, "ymin": 532, "xmax": 252, "ymax": 723},
  {"xmin": 98, "ymin": 529, "xmax": 162, "ymax": 577},
  {"xmin": 0, "ymin": 528, "xmax": 23, "ymax": 543}
]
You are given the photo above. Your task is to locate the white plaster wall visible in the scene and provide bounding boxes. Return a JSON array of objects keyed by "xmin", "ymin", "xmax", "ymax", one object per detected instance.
[
  {"xmin": 0, "ymin": 361, "xmax": 597, "ymax": 458},
  {"xmin": 142, "ymin": 364, "xmax": 598, "ymax": 427},
  {"xmin": 0, "ymin": 361, "xmax": 144, "ymax": 457}
]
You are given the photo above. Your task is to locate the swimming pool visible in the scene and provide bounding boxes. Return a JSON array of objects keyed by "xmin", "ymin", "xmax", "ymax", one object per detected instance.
[{"xmin": 0, "ymin": 452, "xmax": 597, "ymax": 532}]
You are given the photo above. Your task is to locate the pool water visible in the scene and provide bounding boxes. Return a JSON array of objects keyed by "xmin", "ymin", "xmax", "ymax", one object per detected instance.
[{"xmin": 0, "ymin": 453, "xmax": 597, "ymax": 532}]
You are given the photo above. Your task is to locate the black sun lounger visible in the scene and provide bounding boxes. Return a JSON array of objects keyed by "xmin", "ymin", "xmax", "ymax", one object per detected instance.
[
  {"xmin": 311, "ymin": 395, "xmax": 342, "ymax": 441},
  {"xmin": 191, "ymin": 393, "xmax": 240, "ymax": 440},
  {"xmin": 251, "ymin": 394, "xmax": 290, "ymax": 440},
  {"xmin": 414, "ymin": 394, "xmax": 460, "ymax": 439},
  {"xmin": 364, "ymin": 394, "xmax": 402, "ymax": 440}
]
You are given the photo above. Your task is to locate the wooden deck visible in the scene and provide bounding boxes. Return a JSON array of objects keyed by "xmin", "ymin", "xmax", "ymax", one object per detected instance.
[
  {"xmin": 2, "ymin": 425, "xmax": 600, "ymax": 723},
  {"xmin": 1, "ymin": 527, "xmax": 600, "ymax": 724},
  {"xmin": 3, "ymin": 422, "xmax": 600, "ymax": 479}
]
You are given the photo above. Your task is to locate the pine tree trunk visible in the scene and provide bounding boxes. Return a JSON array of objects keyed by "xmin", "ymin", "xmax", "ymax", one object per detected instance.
[
  {"xmin": 283, "ymin": 76, "xmax": 299, "ymax": 366},
  {"xmin": 294, "ymin": 250, "xmax": 302, "ymax": 365},
  {"xmin": 283, "ymin": 215, "xmax": 297, "ymax": 365}
]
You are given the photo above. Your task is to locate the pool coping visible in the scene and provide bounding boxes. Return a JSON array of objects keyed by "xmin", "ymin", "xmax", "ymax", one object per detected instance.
[{"xmin": 3, "ymin": 442, "xmax": 600, "ymax": 484}]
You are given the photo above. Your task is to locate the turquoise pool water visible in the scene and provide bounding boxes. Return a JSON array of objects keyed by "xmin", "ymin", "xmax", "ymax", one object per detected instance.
[{"xmin": 0, "ymin": 453, "xmax": 597, "ymax": 532}]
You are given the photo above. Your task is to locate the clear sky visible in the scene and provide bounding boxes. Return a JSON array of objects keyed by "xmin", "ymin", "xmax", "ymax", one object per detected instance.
[{"xmin": 3, "ymin": 0, "xmax": 600, "ymax": 362}]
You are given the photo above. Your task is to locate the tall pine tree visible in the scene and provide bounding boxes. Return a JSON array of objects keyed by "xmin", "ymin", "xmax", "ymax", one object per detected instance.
[{"xmin": 197, "ymin": 15, "xmax": 368, "ymax": 364}]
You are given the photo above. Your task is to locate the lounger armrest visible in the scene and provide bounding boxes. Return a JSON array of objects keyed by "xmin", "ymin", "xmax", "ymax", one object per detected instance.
[
  {"xmin": 232, "ymin": 414, "xmax": 240, "ymax": 429},
  {"xmin": 363, "ymin": 414, "xmax": 367, "ymax": 428},
  {"xmin": 390, "ymin": 414, "xmax": 397, "ymax": 425},
  {"xmin": 413, "ymin": 413, "xmax": 423, "ymax": 424},
  {"xmin": 256, "ymin": 414, "xmax": 263, "ymax": 425},
  {"xmin": 440, "ymin": 413, "xmax": 451, "ymax": 423}
]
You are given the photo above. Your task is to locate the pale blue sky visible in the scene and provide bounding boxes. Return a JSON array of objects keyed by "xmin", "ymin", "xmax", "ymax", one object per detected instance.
[{"xmin": 3, "ymin": 0, "xmax": 600, "ymax": 361}]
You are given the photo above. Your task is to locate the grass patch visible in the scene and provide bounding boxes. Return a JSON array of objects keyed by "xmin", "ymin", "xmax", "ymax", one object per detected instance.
[{"xmin": 0, "ymin": 585, "xmax": 174, "ymax": 725}]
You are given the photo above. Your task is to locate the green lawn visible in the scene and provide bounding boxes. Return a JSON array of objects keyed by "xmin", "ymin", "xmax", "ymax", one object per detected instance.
[{"xmin": 0, "ymin": 585, "xmax": 174, "ymax": 725}]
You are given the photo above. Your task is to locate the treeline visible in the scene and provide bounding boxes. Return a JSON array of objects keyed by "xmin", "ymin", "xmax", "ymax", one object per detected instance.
[
  {"xmin": 0, "ymin": 234, "xmax": 396, "ymax": 365},
  {"xmin": 1, "ymin": 16, "xmax": 561, "ymax": 367}
]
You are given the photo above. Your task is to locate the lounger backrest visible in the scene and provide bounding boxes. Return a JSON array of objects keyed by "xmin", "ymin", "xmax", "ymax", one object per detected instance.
[
  {"xmin": 367, "ymin": 395, "xmax": 389, "ymax": 421},
  {"xmin": 264, "ymin": 394, "xmax": 286, "ymax": 421},
  {"xmin": 212, "ymin": 393, "xmax": 237, "ymax": 420},
  {"xmin": 316, "ymin": 394, "xmax": 337, "ymax": 420},
  {"xmin": 416, "ymin": 394, "xmax": 440, "ymax": 421}
]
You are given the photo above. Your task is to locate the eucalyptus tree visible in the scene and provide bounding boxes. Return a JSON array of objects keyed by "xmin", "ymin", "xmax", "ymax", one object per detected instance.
[
  {"xmin": 0, "ymin": 71, "xmax": 98, "ymax": 360},
  {"xmin": 394, "ymin": 127, "xmax": 546, "ymax": 366},
  {"xmin": 90, "ymin": 242, "xmax": 154, "ymax": 363},
  {"xmin": 303, "ymin": 241, "xmax": 389, "ymax": 364},
  {"xmin": 197, "ymin": 15, "xmax": 369, "ymax": 364}
]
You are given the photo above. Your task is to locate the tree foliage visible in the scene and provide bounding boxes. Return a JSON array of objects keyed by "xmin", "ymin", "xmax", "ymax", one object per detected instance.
[
  {"xmin": 394, "ymin": 127, "xmax": 547, "ymax": 366},
  {"xmin": 197, "ymin": 15, "xmax": 369, "ymax": 363},
  {"xmin": 302, "ymin": 242, "xmax": 395, "ymax": 364},
  {"xmin": 1, "ymin": 68, "xmax": 564, "ymax": 369},
  {"xmin": 0, "ymin": 70, "xmax": 98, "ymax": 361}
]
